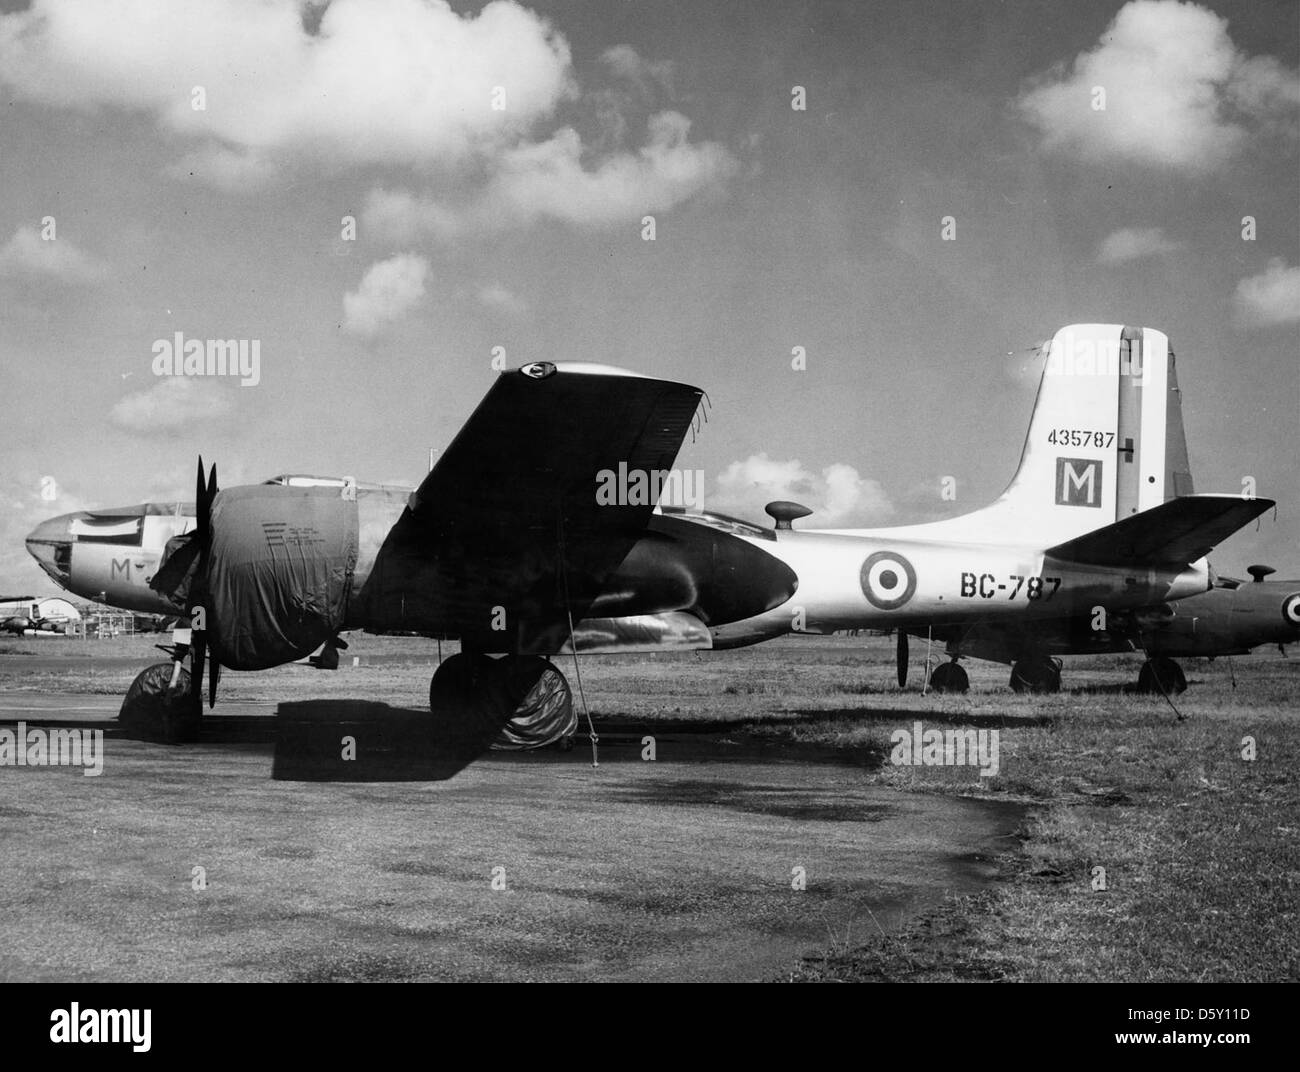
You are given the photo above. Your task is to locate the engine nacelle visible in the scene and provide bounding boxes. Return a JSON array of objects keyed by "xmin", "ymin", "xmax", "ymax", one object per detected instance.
[{"xmin": 204, "ymin": 485, "xmax": 359, "ymax": 670}]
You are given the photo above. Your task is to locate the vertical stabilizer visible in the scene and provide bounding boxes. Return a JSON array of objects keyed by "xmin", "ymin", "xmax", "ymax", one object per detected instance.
[{"xmin": 919, "ymin": 324, "xmax": 1191, "ymax": 547}]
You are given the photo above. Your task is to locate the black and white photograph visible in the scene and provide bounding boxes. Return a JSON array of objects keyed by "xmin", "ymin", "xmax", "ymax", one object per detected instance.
[{"xmin": 0, "ymin": 0, "xmax": 1296, "ymax": 1037}]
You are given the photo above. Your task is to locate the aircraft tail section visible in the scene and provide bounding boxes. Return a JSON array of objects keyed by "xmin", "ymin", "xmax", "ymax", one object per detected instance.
[{"xmin": 946, "ymin": 324, "xmax": 1195, "ymax": 547}]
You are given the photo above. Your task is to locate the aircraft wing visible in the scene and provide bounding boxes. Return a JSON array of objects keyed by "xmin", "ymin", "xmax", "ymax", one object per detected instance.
[
  {"xmin": 1044, "ymin": 494, "xmax": 1275, "ymax": 568},
  {"xmin": 357, "ymin": 364, "xmax": 708, "ymax": 645}
]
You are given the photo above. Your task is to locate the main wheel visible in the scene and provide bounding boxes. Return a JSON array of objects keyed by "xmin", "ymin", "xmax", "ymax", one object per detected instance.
[
  {"xmin": 1137, "ymin": 656, "xmax": 1186, "ymax": 695},
  {"xmin": 428, "ymin": 652, "xmax": 494, "ymax": 712},
  {"xmin": 1009, "ymin": 655, "xmax": 1062, "ymax": 693},
  {"xmin": 930, "ymin": 660, "xmax": 969, "ymax": 694},
  {"xmin": 429, "ymin": 653, "xmax": 577, "ymax": 748},
  {"xmin": 491, "ymin": 656, "xmax": 576, "ymax": 751},
  {"xmin": 120, "ymin": 662, "xmax": 200, "ymax": 742}
]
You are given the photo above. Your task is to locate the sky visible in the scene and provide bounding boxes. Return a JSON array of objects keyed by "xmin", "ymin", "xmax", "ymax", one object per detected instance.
[{"xmin": 1, "ymin": 0, "xmax": 1297, "ymax": 598}]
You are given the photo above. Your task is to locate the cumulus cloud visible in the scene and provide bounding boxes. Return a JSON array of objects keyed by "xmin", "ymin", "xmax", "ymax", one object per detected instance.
[
  {"xmin": 364, "ymin": 111, "xmax": 737, "ymax": 240},
  {"xmin": 1233, "ymin": 258, "xmax": 1300, "ymax": 327},
  {"xmin": 1017, "ymin": 0, "xmax": 1300, "ymax": 171},
  {"xmin": 600, "ymin": 44, "xmax": 675, "ymax": 100},
  {"xmin": 0, "ymin": 0, "xmax": 573, "ymax": 176},
  {"xmin": 0, "ymin": 226, "xmax": 101, "ymax": 282},
  {"xmin": 711, "ymin": 453, "xmax": 894, "ymax": 526},
  {"xmin": 343, "ymin": 254, "xmax": 430, "ymax": 337},
  {"xmin": 109, "ymin": 377, "xmax": 233, "ymax": 435},
  {"xmin": 0, "ymin": 1, "xmax": 735, "ymax": 226},
  {"xmin": 1096, "ymin": 226, "xmax": 1182, "ymax": 264},
  {"xmin": 477, "ymin": 283, "xmax": 528, "ymax": 317}
]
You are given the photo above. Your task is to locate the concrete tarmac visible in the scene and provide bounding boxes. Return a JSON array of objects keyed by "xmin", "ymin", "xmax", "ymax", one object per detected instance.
[{"xmin": 0, "ymin": 691, "xmax": 1021, "ymax": 981}]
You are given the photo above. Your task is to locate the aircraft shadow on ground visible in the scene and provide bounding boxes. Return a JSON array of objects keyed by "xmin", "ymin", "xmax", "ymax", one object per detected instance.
[
  {"xmin": 784, "ymin": 707, "xmax": 1059, "ymax": 729},
  {"xmin": 271, "ymin": 700, "xmax": 507, "ymax": 782}
]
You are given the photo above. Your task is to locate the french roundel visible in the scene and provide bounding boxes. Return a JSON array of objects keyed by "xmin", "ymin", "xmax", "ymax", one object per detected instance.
[
  {"xmin": 860, "ymin": 551, "xmax": 917, "ymax": 610},
  {"xmin": 1283, "ymin": 593, "xmax": 1300, "ymax": 627}
]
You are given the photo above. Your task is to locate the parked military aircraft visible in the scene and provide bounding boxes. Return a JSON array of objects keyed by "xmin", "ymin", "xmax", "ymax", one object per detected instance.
[
  {"xmin": 884, "ymin": 562, "xmax": 1299, "ymax": 695},
  {"xmin": 665, "ymin": 324, "xmax": 1276, "ymax": 694},
  {"xmin": 27, "ymin": 327, "xmax": 1276, "ymax": 745},
  {"xmin": 26, "ymin": 364, "xmax": 798, "ymax": 744}
]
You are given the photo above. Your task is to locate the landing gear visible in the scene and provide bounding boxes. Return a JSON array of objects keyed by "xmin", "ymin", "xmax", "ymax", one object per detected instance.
[
  {"xmin": 1009, "ymin": 655, "xmax": 1062, "ymax": 694},
  {"xmin": 1137, "ymin": 656, "xmax": 1186, "ymax": 695},
  {"xmin": 119, "ymin": 661, "xmax": 200, "ymax": 743},
  {"xmin": 429, "ymin": 653, "xmax": 577, "ymax": 749},
  {"xmin": 929, "ymin": 659, "xmax": 969, "ymax": 694}
]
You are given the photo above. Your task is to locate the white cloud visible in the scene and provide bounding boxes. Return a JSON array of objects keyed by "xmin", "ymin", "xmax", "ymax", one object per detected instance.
[
  {"xmin": 343, "ymin": 254, "xmax": 430, "ymax": 337},
  {"xmin": 1017, "ymin": 0, "xmax": 1299, "ymax": 171},
  {"xmin": 0, "ymin": 0, "xmax": 573, "ymax": 174},
  {"xmin": 364, "ymin": 111, "xmax": 737, "ymax": 240},
  {"xmin": 0, "ymin": 226, "xmax": 101, "ymax": 282},
  {"xmin": 165, "ymin": 144, "xmax": 281, "ymax": 191},
  {"xmin": 109, "ymin": 377, "xmax": 233, "ymax": 435},
  {"xmin": 0, "ymin": 3, "xmax": 735, "ymax": 228},
  {"xmin": 1234, "ymin": 258, "xmax": 1300, "ymax": 327},
  {"xmin": 600, "ymin": 44, "xmax": 675, "ymax": 100},
  {"xmin": 477, "ymin": 283, "xmax": 528, "ymax": 317},
  {"xmin": 1096, "ymin": 226, "xmax": 1181, "ymax": 264},
  {"xmin": 711, "ymin": 453, "xmax": 894, "ymax": 526}
]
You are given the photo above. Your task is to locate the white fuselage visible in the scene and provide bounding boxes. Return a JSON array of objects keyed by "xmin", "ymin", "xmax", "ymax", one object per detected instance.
[{"xmin": 709, "ymin": 527, "xmax": 1209, "ymax": 648}]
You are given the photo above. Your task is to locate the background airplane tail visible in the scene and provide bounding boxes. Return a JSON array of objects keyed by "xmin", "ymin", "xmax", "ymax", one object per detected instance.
[{"xmin": 953, "ymin": 324, "xmax": 1194, "ymax": 547}]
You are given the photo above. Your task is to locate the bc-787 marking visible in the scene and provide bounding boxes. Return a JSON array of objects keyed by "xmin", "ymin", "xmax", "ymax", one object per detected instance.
[{"xmin": 960, "ymin": 572, "xmax": 1062, "ymax": 601}]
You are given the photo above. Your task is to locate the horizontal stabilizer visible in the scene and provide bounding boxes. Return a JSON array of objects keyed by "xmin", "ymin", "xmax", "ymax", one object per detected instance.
[{"xmin": 1045, "ymin": 495, "xmax": 1274, "ymax": 568}]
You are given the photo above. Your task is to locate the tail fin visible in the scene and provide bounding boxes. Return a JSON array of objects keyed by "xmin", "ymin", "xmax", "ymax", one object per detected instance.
[{"xmin": 945, "ymin": 324, "xmax": 1194, "ymax": 546}]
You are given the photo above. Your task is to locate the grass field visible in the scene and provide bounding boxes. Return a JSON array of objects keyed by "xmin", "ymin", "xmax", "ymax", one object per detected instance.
[{"xmin": 2, "ymin": 631, "xmax": 1296, "ymax": 981}]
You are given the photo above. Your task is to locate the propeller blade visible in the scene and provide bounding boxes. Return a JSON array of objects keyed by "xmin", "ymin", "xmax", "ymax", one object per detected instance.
[
  {"xmin": 896, "ymin": 629, "xmax": 909, "ymax": 688},
  {"xmin": 196, "ymin": 457, "xmax": 210, "ymax": 541},
  {"xmin": 190, "ymin": 456, "xmax": 222, "ymax": 710},
  {"xmin": 190, "ymin": 631, "xmax": 206, "ymax": 709}
]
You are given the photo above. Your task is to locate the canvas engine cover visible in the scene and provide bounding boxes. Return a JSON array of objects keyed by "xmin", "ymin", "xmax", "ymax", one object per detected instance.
[{"xmin": 207, "ymin": 485, "xmax": 359, "ymax": 670}]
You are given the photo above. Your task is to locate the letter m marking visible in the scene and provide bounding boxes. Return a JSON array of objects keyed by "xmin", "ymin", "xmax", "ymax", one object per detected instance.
[{"xmin": 1056, "ymin": 457, "xmax": 1102, "ymax": 507}]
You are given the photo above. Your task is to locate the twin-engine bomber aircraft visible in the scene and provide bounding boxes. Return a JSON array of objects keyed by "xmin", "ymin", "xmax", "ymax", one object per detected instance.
[
  {"xmin": 28, "ymin": 364, "xmax": 800, "ymax": 744},
  {"xmin": 26, "ymin": 326, "xmax": 1274, "ymax": 747}
]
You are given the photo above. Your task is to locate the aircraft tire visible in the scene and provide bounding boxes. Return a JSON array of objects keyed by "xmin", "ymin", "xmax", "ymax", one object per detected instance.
[
  {"xmin": 120, "ymin": 662, "xmax": 198, "ymax": 742},
  {"xmin": 1137, "ymin": 657, "xmax": 1187, "ymax": 695},
  {"xmin": 1009, "ymin": 656, "xmax": 1062, "ymax": 694},
  {"xmin": 428, "ymin": 652, "xmax": 494, "ymax": 713},
  {"xmin": 490, "ymin": 656, "xmax": 577, "ymax": 751},
  {"xmin": 930, "ymin": 661, "xmax": 969, "ymax": 694}
]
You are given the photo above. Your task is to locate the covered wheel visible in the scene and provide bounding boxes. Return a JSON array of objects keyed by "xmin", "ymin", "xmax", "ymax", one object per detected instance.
[
  {"xmin": 429, "ymin": 653, "xmax": 577, "ymax": 749},
  {"xmin": 1136, "ymin": 656, "xmax": 1187, "ymax": 695},
  {"xmin": 1009, "ymin": 655, "xmax": 1062, "ymax": 694},
  {"xmin": 929, "ymin": 660, "xmax": 969, "ymax": 694},
  {"xmin": 119, "ymin": 662, "xmax": 200, "ymax": 743},
  {"xmin": 491, "ymin": 656, "xmax": 576, "ymax": 751}
]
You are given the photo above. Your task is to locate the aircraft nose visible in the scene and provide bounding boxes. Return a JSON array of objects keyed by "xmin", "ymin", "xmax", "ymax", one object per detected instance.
[{"xmin": 25, "ymin": 512, "xmax": 81, "ymax": 586}]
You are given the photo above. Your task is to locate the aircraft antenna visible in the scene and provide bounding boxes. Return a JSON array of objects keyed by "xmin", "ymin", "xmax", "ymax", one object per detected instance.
[{"xmin": 556, "ymin": 514, "xmax": 599, "ymax": 767}]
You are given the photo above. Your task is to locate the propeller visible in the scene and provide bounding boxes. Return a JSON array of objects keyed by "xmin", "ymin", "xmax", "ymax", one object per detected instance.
[
  {"xmin": 188, "ymin": 457, "xmax": 221, "ymax": 710},
  {"xmin": 896, "ymin": 629, "xmax": 909, "ymax": 688}
]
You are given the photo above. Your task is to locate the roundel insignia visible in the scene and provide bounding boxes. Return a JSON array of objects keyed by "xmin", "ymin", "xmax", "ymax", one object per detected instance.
[
  {"xmin": 520, "ymin": 361, "xmax": 557, "ymax": 380},
  {"xmin": 860, "ymin": 551, "xmax": 917, "ymax": 610},
  {"xmin": 1283, "ymin": 593, "xmax": 1300, "ymax": 627}
]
